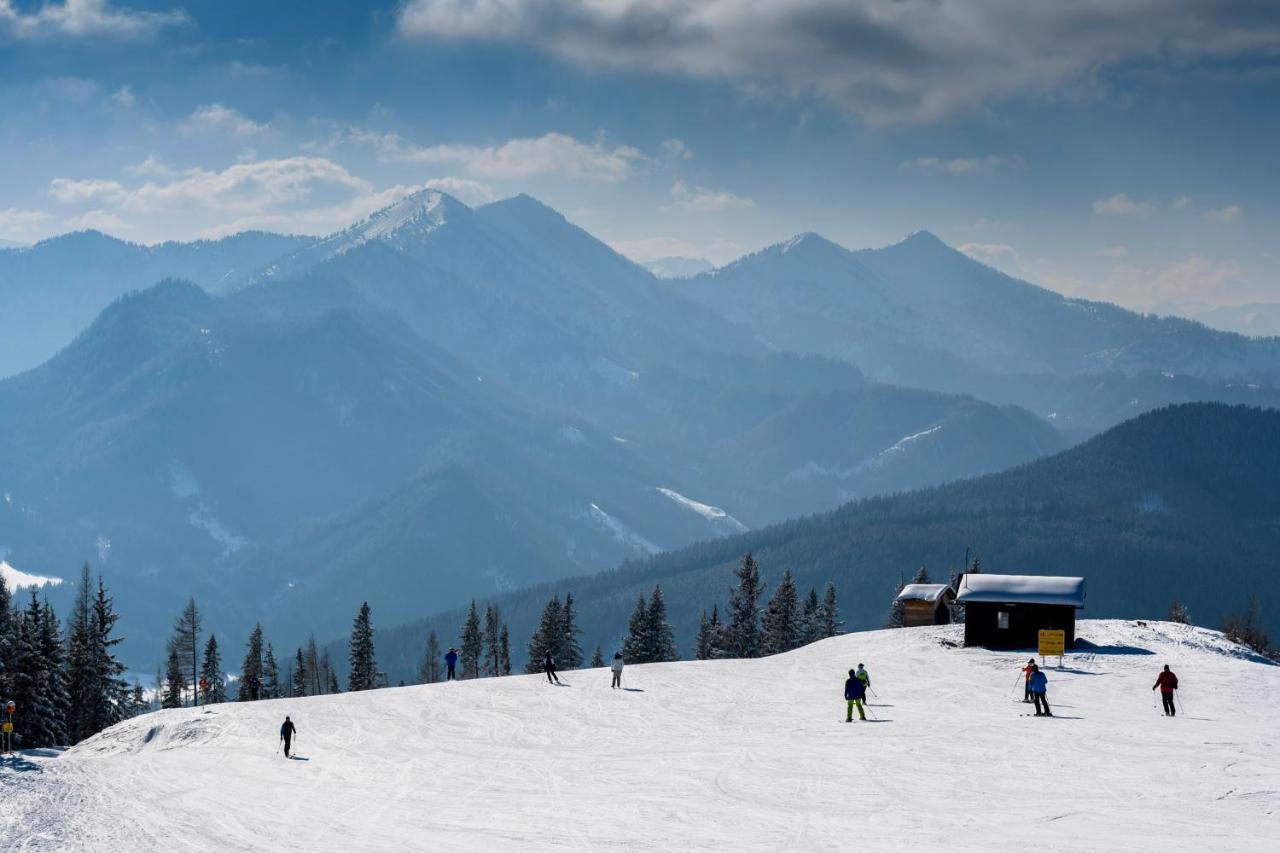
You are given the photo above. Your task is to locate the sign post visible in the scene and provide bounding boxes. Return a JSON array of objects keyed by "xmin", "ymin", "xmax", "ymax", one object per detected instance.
[{"xmin": 1038, "ymin": 629, "xmax": 1066, "ymax": 667}]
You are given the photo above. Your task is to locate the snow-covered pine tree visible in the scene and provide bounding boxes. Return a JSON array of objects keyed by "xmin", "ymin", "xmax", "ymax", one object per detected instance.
[
  {"xmin": 89, "ymin": 575, "xmax": 129, "ymax": 730},
  {"xmin": 262, "ymin": 643, "xmax": 281, "ymax": 699},
  {"xmin": 292, "ymin": 648, "xmax": 309, "ymax": 697},
  {"xmin": 525, "ymin": 596, "xmax": 562, "ymax": 673},
  {"xmin": 1168, "ymin": 598, "xmax": 1190, "ymax": 624},
  {"xmin": 911, "ymin": 566, "xmax": 931, "ymax": 585},
  {"xmin": 761, "ymin": 569, "xmax": 801, "ymax": 655},
  {"xmin": 459, "ymin": 600, "xmax": 483, "ymax": 679},
  {"xmin": 621, "ymin": 594, "xmax": 650, "ymax": 663},
  {"xmin": 348, "ymin": 601, "xmax": 378, "ymax": 691},
  {"xmin": 420, "ymin": 630, "xmax": 441, "ymax": 683},
  {"xmin": 201, "ymin": 635, "xmax": 227, "ymax": 704},
  {"xmin": 560, "ymin": 592, "xmax": 584, "ymax": 669},
  {"xmin": 483, "ymin": 605, "xmax": 501, "ymax": 677},
  {"xmin": 884, "ymin": 575, "xmax": 906, "ymax": 629},
  {"xmin": 800, "ymin": 587, "xmax": 820, "ymax": 645},
  {"xmin": 8, "ymin": 600, "xmax": 42, "ymax": 748},
  {"xmin": 817, "ymin": 582, "xmax": 843, "ymax": 638},
  {"xmin": 162, "ymin": 641, "xmax": 185, "ymax": 708},
  {"xmin": 725, "ymin": 552, "xmax": 764, "ymax": 658},
  {"xmin": 37, "ymin": 598, "xmax": 70, "ymax": 746},
  {"xmin": 499, "ymin": 624, "xmax": 512, "ymax": 676},
  {"xmin": 170, "ymin": 598, "xmax": 202, "ymax": 707},
  {"xmin": 237, "ymin": 624, "xmax": 265, "ymax": 701},
  {"xmin": 590, "ymin": 645, "xmax": 604, "ymax": 668},
  {"xmin": 646, "ymin": 586, "xmax": 679, "ymax": 662},
  {"xmin": 0, "ymin": 572, "xmax": 13, "ymax": 701}
]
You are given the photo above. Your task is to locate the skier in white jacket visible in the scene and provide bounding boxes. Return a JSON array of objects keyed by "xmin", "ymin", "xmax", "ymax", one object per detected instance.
[{"xmin": 610, "ymin": 653, "xmax": 624, "ymax": 689}]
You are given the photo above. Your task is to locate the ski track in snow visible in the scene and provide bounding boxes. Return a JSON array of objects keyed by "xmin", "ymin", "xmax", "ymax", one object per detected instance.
[{"xmin": 2, "ymin": 620, "xmax": 1278, "ymax": 852}]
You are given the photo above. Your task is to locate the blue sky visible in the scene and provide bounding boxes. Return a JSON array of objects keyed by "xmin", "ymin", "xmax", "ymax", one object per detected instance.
[{"xmin": 1, "ymin": 0, "xmax": 1278, "ymax": 309}]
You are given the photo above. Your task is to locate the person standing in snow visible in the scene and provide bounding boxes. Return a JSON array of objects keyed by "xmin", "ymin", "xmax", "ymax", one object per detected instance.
[
  {"xmin": 845, "ymin": 669, "xmax": 867, "ymax": 722},
  {"xmin": 1153, "ymin": 665, "xmax": 1179, "ymax": 716},
  {"xmin": 445, "ymin": 648, "xmax": 459, "ymax": 681},
  {"xmin": 544, "ymin": 650, "xmax": 561, "ymax": 684},
  {"xmin": 610, "ymin": 652, "xmax": 624, "ymax": 688},
  {"xmin": 856, "ymin": 663, "xmax": 871, "ymax": 698},
  {"xmin": 1021, "ymin": 658, "xmax": 1036, "ymax": 703},
  {"xmin": 1027, "ymin": 664, "xmax": 1051, "ymax": 717},
  {"xmin": 280, "ymin": 716, "xmax": 297, "ymax": 758}
]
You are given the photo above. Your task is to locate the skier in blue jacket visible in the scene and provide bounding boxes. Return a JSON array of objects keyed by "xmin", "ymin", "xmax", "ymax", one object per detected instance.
[
  {"xmin": 445, "ymin": 648, "xmax": 459, "ymax": 681},
  {"xmin": 844, "ymin": 669, "xmax": 867, "ymax": 722},
  {"xmin": 1028, "ymin": 664, "xmax": 1052, "ymax": 717}
]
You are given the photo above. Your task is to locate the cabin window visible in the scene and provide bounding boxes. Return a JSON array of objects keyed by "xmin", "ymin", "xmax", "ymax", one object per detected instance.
[{"xmin": 997, "ymin": 611, "xmax": 1010, "ymax": 630}]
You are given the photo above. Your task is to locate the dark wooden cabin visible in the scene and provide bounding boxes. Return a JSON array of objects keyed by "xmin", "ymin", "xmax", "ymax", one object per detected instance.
[
  {"xmin": 895, "ymin": 583, "xmax": 955, "ymax": 627},
  {"xmin": 955, "ymin": 574, "xmax": 1086, "ymax": 649}
]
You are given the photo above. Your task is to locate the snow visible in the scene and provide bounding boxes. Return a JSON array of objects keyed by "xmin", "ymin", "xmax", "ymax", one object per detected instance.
[
  {"xmin": 957, "ymin": 574, "xmax": 1087, "ymax": 607},
  {"xmin": 896, "ymin": 583, "xmax": 950, "ymax": 602},
  {"xmin": 4, "ymin": 620, "xmax": 1276, "ymax": 852},
  {"xmin": 587, "ymin": 503, "xmax": 661, "ymax": 555},
  {"xmin": 656, "ymin": 487, "xmax": 749, "ymax": 533},
  {"xmin": 0, "ymin": 559, "xmax": 63, "ymax": 590}
]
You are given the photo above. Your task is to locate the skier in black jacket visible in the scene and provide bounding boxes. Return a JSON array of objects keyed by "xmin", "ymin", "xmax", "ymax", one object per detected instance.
[
  {"xmin": 280, "ymin": 716, "xmax": 297, "ymax": 758},
  {"xmin": 543, "ymin": 651, "xmax": 561, "ymax": 684}
]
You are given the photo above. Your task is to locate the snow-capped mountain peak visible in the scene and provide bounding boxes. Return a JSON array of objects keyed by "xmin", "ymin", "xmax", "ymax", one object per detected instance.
[{"xmin": 319, "ymin": 189, "xmax": 458, "ymax": 258}]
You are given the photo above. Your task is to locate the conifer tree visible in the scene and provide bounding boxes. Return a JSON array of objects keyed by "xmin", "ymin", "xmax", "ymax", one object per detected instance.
[
  {"xmin": 590, "ymin": 645, "xmax": 605, "ymax": 668},
  {"xmin": 800, "ymin": 587, "xmax": 820, "ymax": 645},
  {"xmin": 646, "ymin": 585, "xmax": 679, "ymax": 662},
  {"xmin": 525, "ymin": 596, "xmax": 563, "ymax": 673},
  {"xmin": 621, "ymin": 594, "xmax": 650, "ymax": 663},
  {"xmin": 0, "ymin": 572, "xmax": 13, "ymax": 700},
  {"xmin": 37, "ymin": 599, "xmax": 70, "ymax": 746},
  {"xmin": 8, "ymin": 602, "xmax": 41, "ymax": 747},
  {"xmin": 725, "ymin": 553, "xmax": 764, "ymax": 658},
  {"xmin": 292, "ymin": 648, "xmax": 308, "ymax": 697},
  {"xmin": 306, "ymin": 636, "xmax": 323, "ymax": 696},
  {"xmin": 65, "ymin": 565, "xmax": 96, "ymax": 737},
  {"xmin": 459, "ymin": 600, "xmax": 483, "ymax": 679},
  {"xmin": 1168, "ymin": 598, "xmax": 1190, "ymax": 624},
  {"xmin": 483, "ymin": 605, "xmax": 502, "ymax": 677},
  {"xmin": 201, "ymin": 635, "xmax": 227, "ymax": 704},
  {"xmin": 170, "ymin": 598, "xmax": 202, "ymax": 707},
  {"xmin": 262, "ymin": 643, "xmax": 281, "ymax": 699},
  {"xmin": 89, "ymin": 575, "xmax": 129, "ymax": 729},
  {"xmin": 911, "ymin": 566, "xmax": 931, "ymax": 585},
  {"xmin": 560, "ymin": 592, "xmax": 583, "ymax": 669},
  {"xmin": 695, "ymin": 609, "xmax": 713, "ymax": 660},
  {"xmin": 884, "ymin": 575, "xmax": 906, "ymax": 629},
  {"xmin": 162, "ymin": 642, "xmax": 185, "ymax": 708},
  {"xmin": 348, "ymin": 601, "xmax": 378, "ymax": 691},
  {"xmin": 817, "ymin": 582, "xmax": 843, "ymax": 638},
  {"xmin": 499, "ymin": 624, "xmax": 512, "ymax": 676},
  {"xmin": 420, "ymin": 630, "xmax": 441, "ymax": 684},
  {"xmin": 326, "ymin": 665, "xmax": 340, "ymax": 695},
  {"xmin": 761, "ymin": 569, "xmax": 801, "ymax": 655},
  {"xmin": 238, "ymin": 624, "xmax": 265, "ymax": 701}
]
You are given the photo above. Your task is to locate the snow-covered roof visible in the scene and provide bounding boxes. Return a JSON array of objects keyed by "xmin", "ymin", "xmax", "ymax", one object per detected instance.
[
  {"xmin": 896, "ymin": 583, "xmax": 951, "ymax": 603},
  {"xmin": 956, "ymin": 574, "xmax": 1086, "ymax": 608}
]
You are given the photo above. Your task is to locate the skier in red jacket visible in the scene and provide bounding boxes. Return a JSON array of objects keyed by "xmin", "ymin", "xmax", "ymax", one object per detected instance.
[{"xmin": 1153, "ymin": 665, "xmax": 1179, "ymax": 716}]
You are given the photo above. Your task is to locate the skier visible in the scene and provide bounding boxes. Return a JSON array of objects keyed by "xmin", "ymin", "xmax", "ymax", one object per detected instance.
[
  {"xmin": 1027, "ymin": 664, "xmax": 1052, "ymax": 717},
  {"xmin": 1153, "ymin": 665, "xmax": 1179, "ymax": 716},
  {"xmin": 544, "ymin": 650, "xmax": 561, "ymax": 684},
  {"xmin": 279, "ymin": 715, "xmax": 297, "ymax": 758},
  {"xmin": 844, "ymin": 668, "xmax": 867, "ymax": 722},
  {"xmin": 610, "ymin": 652, "xmax": 624, "ymax": 688},
  {"xmin": 856, "ymin": 663, "xmax": 871, "ymax": 697},
  {"xmin": 445, "ymin": 647, "xmax": 459, "ymax": 681},
  {"xmin": 1021, "ymin": 658, "xmax": 1036, "ymax": 703}
]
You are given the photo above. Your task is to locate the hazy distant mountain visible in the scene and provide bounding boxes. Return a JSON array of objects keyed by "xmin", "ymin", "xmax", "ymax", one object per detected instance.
[
  {"xmin": 366, "ymin": 402, "xmax": 1280, "ymax": 678},
  {"xmin": 642, "ymin": 256, "xmax": 715, "ymax": 278},
  {"xmin": 0, "ymin": 230, "xmax": 315, "ymax": 378},
  {"xmin": 684, "ymin": 232, "xmax": 1280, "ymax": 432},
  {"xmin": 1191, "ymin": 303, "xmax": 1280, "ymax": 339},
  {"xmin": 0, "ymin": 238, "xmax": 27, "ymax": 250},
  {"xmin": 0, "ymin": 192, "xmax": 1060, "ymax": 663}
]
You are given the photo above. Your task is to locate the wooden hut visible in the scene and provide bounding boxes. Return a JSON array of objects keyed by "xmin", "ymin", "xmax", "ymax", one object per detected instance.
[
  {"xmin": 895, "ymin": 583, "xmax": 955, "ymax": 627},
  {"xmin": 955, "ymin": 574, "xmax": 1086, "ymax": 649}
]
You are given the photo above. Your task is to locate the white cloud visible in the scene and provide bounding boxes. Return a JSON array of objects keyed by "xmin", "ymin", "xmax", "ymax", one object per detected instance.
[
  {"xmin": 63, "ymin": 209, "xmax": 130, "ymax": 234},
  {"xmin": 1097, "ymin": 246, "xmax": 1129, "ymax": 259},
  {"xmin": 423, "ymin": 176, "xmax": 498, "ymax": 205},
  {"xmin": 1204, "ymin": 204, "xmax": 1243, "ymax": 223},
  {"xmin": 0, "ymin": 0, "xmax": 187, "ymax": 40},
  {"xmin": 0, "ymin": 208, "xmax": 53, "ymax": 243},
  {"xmin": 959, "ymin": 242, "xmax": 1020, "ymax": 269},
  {"xmin": 181, "ymin": 104, "xmax": 269, "ymax": 138},
  {"xmin": 1103, "ymin": 254, "xmax": 1244, "ymax": 305},
  {"xmin": 125, "ymin": 155, "xmax": 178, "ymax": 179},
  {"xmin": 610, "ymin": 235, "xmax": 746, "ymax": 266},
  {"xmin": 358, "ymin": 129, "xmax": 645, "ymax": 182},
  {"xmin": 1171, "ymin": 195, "xmax": 1192, "ymax": 210},
  {"xmin": 111, "ymin": 84, "xmax": 137, "ymax": 108},
  {"xmin": 900, "ymin": 155, "xmax": 1025, "ymax": 175},
  {"xmin": 669, "ymin": 180, "xmax": 754, "ymax": 213},
  {"xmin": 1093, "ymin": 193, "xmax": 1155, "ymax": 218},
  {"xmin": 397, "ymin": 0, "xmax": 1280, "ymax": 123},
  {"xmin": 662, "ymin": 138, "xmax": 694, "ymax": 160},
  {"xmin": 48, "ymin": 178, "xmax": 128, "ymax": 205}
]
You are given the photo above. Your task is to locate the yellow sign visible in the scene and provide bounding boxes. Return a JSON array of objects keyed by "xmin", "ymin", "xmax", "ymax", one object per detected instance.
[
  {"xmin": 1, "ymin": 722, "xmax": 12, "ymax": 733},
  {"xmin": 1038, "ymin": 629, "xmax": 1066, "ymax": 657}
]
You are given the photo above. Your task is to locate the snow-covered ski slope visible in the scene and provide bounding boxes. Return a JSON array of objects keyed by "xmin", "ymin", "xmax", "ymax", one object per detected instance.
[{"xmin": 4, "ymin": 620, "xmax": 1277, "ymax": 852}]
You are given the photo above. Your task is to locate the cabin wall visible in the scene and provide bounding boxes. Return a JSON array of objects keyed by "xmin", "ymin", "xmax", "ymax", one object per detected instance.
[{"xmin": 962, "ymin": 602, "xmax": 1077, "ymax": 649}]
